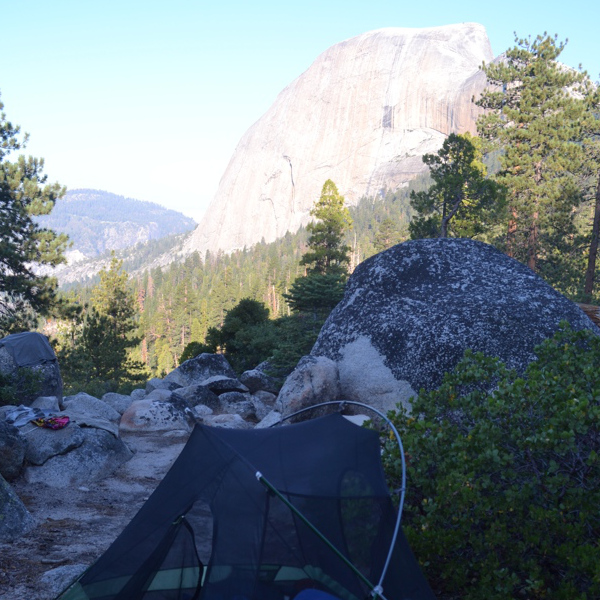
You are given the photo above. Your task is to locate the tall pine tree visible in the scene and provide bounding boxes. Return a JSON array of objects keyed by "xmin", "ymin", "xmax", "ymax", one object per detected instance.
[
  {"xmin": 409, "ymin": 133, "xmax": 504, "ymax": 239},
  {"xmin": 476, "ymin": 34, "xmax": 595, "ymax": 288},
  {"xmin": 285, "ymin": 180, "xmax": 352, "ymax": 315},
  {"xmin": 0, "ymin": 93, "xmax": 69, "ymax": 333}
]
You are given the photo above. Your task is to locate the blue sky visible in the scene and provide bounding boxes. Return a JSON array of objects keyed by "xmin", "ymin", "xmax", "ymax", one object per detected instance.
[{"xmin": 1, "ymin": 0, "xmax": 598, "ymax": 222}]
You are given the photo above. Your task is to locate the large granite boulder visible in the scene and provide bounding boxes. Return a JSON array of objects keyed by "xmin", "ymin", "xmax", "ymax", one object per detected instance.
[
  {"xmin": 171, "ymin": 384, "xmax": 220, "ymax": 410},
  {"xmin": 311, "ymin": 239, "xmax": 597, "ymax": 414},
  {"xmin": 119, "ymin": 399, "xmax": 193, "ymax": 433},
  {"xmin": 0, "ymin": 332, "xmax": 63, "ymax": 405},
  {"xmin": 24, "ymin": 428, "xmax": 133, "ymax": 487},
  {"xmin": 163, "ymin": 353, "xmax": 236, "ymax": 387}
]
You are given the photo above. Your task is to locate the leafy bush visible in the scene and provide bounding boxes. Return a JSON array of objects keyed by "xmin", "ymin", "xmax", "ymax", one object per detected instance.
[
  {"xmin": 384, "ymin": 325, "xmax": 600, "ymax": 599},
  {"xmin": 179, "ymin": 341, "xmax": 212, "ymax": 364}
]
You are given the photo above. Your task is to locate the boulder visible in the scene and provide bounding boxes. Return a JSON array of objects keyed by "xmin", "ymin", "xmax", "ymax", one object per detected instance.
[
  {"xmin": 102, "ymin": 392, "xmax": 134, "ymax": 415},
  {"xmin": 239, "ymin": 368, "xmax": 279, "ymax": 394},
  {"xmin": 218, "ymin": 392, "xmax": 255, "ymax": 420},
  {"xmin": 130, "ymin": 388, "xmax": 147, "ymax": 401},
  {"xmin": 0, "ymin": 420, "xmax": 26, "ymax": 481},
  {"xmin": 255, "ymin": 410, "xmax": 283, "ymax": 429},
  {"xmin": 120, "ymin": 399, "xmax": 192, "ymax": 433},
  {"xmin": 0, "ymin": 332, "xmax": 63, "ymax": 405},
  {"xmin": 31, "ymin": 396, "xmax": 60, "ymax": 411},
  {"xmin": 0, "ymin": 473, "xmax": 35, "ymax": 540},
  {"xmin": 192, "ymin": 404, "xmax": 214, "ymax": 420},
  {"xmin": 275, "ymin": 355, "xmax": 340, "ymax": 418},
  {"xmin": 163, "ymin": 353, "xmax": 236, "ymax": 387},
  {"xmin": 171, "ymin": 383, "xmax": 220, "ymax": 410},
  {"xmin": 250, "ymin": 394, "xmax": 274, "ymax": 422},
  {"xmin": 62, "ymin": 393, "xmax": 121, "ymax": 423},
  {"xmin": 24, "ymin": 428, "xmax": 133, "ymax": 487},
  {"xmin": 200, "ymin": 375, "xmax": 249, "ymax": 395},
  {"xmin": 40, "ymin": 564, "xmax": 88, "ymax": 599},
  {"xmin": 145, "ymin": 377, "xmax": 182, "ymax": 394},
  {"xmin": 144, "ymin": 388, "xmax": 175, "ymax": 403},
  {"xmin": 312, "ymin": 239, "xmax": 598, "ymax": 414},
  {"xmin": 252, "ymin": 390, "xmax": 277, "ymax": 406},
  {"xmin": 23, "ymin": 423, "xmax": 86, "ymax": 466},
  {"xmin": 201, "ymin": 413, "xmax": 252, "ymax": 429}
]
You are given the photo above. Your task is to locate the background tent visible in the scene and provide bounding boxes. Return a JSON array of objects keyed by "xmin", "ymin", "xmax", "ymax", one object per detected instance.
[{"xmin": 57, "ymin": 413, "xmax": 435, "ymax": 600}]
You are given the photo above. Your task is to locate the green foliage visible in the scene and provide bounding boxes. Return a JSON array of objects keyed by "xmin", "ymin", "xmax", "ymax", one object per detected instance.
[
  {"xmin": 373, "ymin": 216, "xmax": 406, "ymax": 252},
  {"xmin": 0, "ymin": 368, "xmax": 42, "ymax": 405},
  {"xmin": 0, "ymin": 92, "xmax": 69, "ymax": 334},
  {"xmin": 59, "ymin": 176, "xmax": 426, "ymax": 378},
  {"xmin": 283, "ymin": 272, "xmax": 346, "ymax": 315},
  {"xmin": 384, "ymin": 325, "xmax": 600, "ymax": 599},
  {"xmin": 57, "ymin": 256, "xmax": 147, "ymax": 392},
  {"xmin": 208, "ymin": 298, "xmax": 278, "ymax": 373},
  {"xmin": 179, "ymin": 341, "xmax": 212, "ymax": 364},
  {"xmin": 409, "ymin": 132, "xmax": 505, "ymax": 240},
  {"xmin": 285, "ymin": 180, "xmax": 353, "ymax": 318},
  {"xmin": 301, "ymin": 179, "xmax": 352, "ymax": 276},
  {"xmin": 268, "ymin": 313, "xmax": 324, "ymax": 377},
  {"xmin": 476, "ymin": 34, "xmax": 600, "ymax": 291}
]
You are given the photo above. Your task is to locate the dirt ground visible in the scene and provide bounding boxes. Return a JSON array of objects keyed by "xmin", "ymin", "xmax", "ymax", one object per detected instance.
[{"xmin": 0, "ymin": 430, "xmax": 192, "ymax": 600}]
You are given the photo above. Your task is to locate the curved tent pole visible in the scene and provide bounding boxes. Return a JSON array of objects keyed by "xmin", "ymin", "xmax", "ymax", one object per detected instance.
[{"xmin": 271, "ymin": 400, "xmax": 407, "ymax": 600}]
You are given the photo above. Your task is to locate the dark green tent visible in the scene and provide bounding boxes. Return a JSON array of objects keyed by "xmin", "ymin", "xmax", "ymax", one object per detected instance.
[{"xmin": 57, "ymin": 411, "xmax": 435, "ymax": 600}]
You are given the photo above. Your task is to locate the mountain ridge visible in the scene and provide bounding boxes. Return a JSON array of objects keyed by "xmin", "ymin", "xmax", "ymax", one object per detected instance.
[{"xmin": 37, "ymin": 188, "xmax": 196, "ymax": 260}]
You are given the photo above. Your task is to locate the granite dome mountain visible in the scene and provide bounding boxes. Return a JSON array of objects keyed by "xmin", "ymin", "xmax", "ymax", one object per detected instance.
[{"xmin": 184, "ymin": 22, "xmax": 493, "ymax": 256}]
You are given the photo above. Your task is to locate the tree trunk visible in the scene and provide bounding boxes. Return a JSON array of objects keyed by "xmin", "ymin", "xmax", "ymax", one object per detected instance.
[
  {"xmin": 583, "ymin": 171, "xmax": 600, "ymax": 301},
  {"xmin": 528, "ymin": 214, "xmax": 538, "ymax": 272}
]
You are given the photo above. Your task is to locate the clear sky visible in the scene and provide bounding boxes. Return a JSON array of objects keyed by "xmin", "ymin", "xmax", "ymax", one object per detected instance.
[{"xmin": 1, "ymin": 0, "xmax": 598, "ymax": 223}]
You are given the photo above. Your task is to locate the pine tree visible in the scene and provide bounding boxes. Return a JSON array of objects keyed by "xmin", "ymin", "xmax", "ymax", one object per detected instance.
[
  {"xmin": 409, "ymin": 133, "xmax": 504, "ymax": 240},
  {"xmin": 285, "ymin": 180, "xmax": 352, "ymax": 315},
  {"xmin": 0, "ymin": 93, "xmax": 69, "ymax": 333},
  {"xmin": 300, "ymin": 179, "xmax": 352, "ymax": 275},
  {"xmin": 476, "ymin": 34, "xmax": 596, "ymax": 284},
  {"xmin": 81, "ymin": 255, "xmax": 145, "ymax": 386}
]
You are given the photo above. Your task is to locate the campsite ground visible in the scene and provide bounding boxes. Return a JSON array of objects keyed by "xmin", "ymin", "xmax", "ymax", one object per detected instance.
[{"xmin": 0, "ymin": 430, "xmax": 200, "ymax": 600}]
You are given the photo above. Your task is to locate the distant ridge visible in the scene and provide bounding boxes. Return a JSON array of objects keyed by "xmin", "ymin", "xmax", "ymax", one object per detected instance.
[{"xmin": 37, "ymin": 188, "xmax": 196, "ymax": 260}]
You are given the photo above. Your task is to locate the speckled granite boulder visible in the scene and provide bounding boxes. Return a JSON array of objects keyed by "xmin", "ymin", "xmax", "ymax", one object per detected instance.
[
  {"xmin": 311, "ymin": 239, "xmax": 597, "ymax": 413},
  {"xmin": 163, "ymin": 353, "xmax": 236, "ymax": 387}
]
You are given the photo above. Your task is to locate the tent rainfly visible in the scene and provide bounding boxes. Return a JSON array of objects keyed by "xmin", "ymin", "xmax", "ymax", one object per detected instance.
[{"xmin": 56, "ymin": 409, "xmax": 436, "ymax": 600}]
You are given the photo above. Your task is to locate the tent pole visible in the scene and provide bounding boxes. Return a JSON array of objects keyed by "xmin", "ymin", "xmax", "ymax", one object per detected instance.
[
  {"xmin": 255, "ymin": 471, "xmax": 388, "ymax": 600},
  {"xmin": 273, "ymin": 400, "xmax": 406, "ymax": 598}
]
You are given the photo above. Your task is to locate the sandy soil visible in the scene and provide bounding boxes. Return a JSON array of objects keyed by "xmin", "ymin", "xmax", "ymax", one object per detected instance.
[{"xmin": 0, "ymin": 430, "xmax": 192, "ymax": 600}]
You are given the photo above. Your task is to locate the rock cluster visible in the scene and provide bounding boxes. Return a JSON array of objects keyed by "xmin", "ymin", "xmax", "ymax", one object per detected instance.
[{"xmin": 0, "ymin": 354, "xmax": 281, "ymax": 541}]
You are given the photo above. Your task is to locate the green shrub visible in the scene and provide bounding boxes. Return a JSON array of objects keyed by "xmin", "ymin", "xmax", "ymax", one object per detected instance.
[{"xmin": 384, "ymin": 325, "xmax": 600, "ymax": 600}]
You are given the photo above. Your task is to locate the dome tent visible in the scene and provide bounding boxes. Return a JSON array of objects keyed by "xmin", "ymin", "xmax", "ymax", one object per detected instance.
[{"xmin": 56, "ymin": 408, "xmax": 435, "ymax": 600}]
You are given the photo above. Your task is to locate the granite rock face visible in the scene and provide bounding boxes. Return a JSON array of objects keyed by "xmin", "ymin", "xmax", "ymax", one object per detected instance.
[
  {"xmin": 185, "ymin": 23, "xmax": 492, "ymax": 255},
  {"xmin": 311, "ymin": 239, "xmax": 597, "ymax": 412}
]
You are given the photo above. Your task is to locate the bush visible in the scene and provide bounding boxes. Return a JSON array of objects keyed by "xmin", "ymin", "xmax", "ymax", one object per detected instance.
[{"xmin": 384, "ymin": 325, "xmax": 600, "ymax": 600}]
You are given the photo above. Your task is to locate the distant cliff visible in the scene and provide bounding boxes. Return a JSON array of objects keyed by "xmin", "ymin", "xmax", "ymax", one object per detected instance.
[
  {"xmin": 184, "ymin": 23, "xmax": 493, "ymax": 256},
  {"xmin": 37, "ymin": 189, "xmax": 196, "ymax": 261}
]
